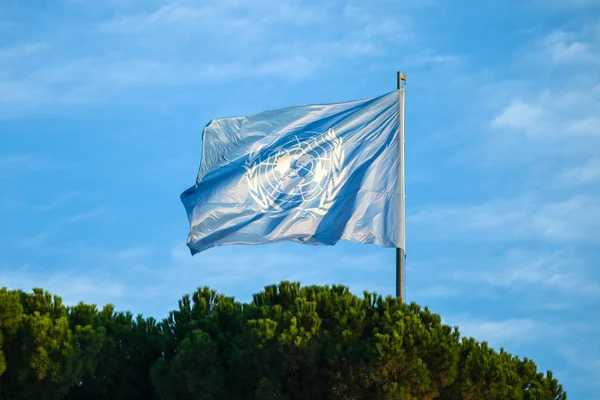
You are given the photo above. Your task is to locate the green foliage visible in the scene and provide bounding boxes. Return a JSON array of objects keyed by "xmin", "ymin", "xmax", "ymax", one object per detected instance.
[
  {"xmin": 0, "ymin": 288, "xmax": 80, "ymax": 399},
  {"xmin": 0, "ymin": 282, "xmax": 566, "ymax": 400},
  {"xmin": 150, "ymin": 287, "xmax": 239, "ymax": 400},
  {"xmin": 0, "ymin": 287, "xmax": 23, "ymax": 378},
  {"xmin": 65, "ymin": 304, "xmax": 162, "ymax": 400}
]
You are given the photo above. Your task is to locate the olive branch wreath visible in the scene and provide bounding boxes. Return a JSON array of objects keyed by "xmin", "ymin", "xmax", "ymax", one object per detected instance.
[
  {"xmin": 314, "ymin": 129, "xmax": 346, "ymax": 216},
  {"xmin": 243, "ymin": 129, "xmax": 345, "ymax": 218}
]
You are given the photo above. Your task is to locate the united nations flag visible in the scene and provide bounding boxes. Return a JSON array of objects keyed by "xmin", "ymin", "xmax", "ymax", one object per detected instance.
[{"xmin": 181, "ymin": 90, "xmax": 403, "ymax": 254}]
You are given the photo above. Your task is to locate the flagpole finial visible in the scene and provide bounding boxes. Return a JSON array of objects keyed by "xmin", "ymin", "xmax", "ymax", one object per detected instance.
[{"xmin": 397, "ymin": 72, "xmax": 407, "ymax": 89}]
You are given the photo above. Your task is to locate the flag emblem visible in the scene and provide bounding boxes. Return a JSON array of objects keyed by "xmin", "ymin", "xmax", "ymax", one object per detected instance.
[{"xmin": 243, "ymin": 128, "xmax": 345, "ymax": 218}]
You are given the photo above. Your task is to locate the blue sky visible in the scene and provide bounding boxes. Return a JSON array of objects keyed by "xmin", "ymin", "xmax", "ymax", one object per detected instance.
[{"xmin": 1, "ymin": 0, "xmax": 600, "ymax": 397}]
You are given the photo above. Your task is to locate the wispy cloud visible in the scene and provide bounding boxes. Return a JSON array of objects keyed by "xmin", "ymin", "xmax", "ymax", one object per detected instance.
[
  {"xmin": 416, "ymin": 284, "xmax": 460, "ymax": 299},
  {"xmin": 556, "ymin": 344, "xmax": 600, "ymax": 387},
  {"xmin": 401, "ymin": 52, "xmax": 461, "ymax": 67},
  {"xmin": 0, "ymin": 0, "xmax": 424, "ymax": 115},
  {"xmin": 0, "ymin": 41, "xmax": 48, "ymax": 62},
  {"xmin": 99, "ymin": 1, "xmax": 324, "ymax": 38},
  {"xmin": 408, "ymin": 245, "xmax": 600, "ymax": 313},
  {"xmin": 0, "ymin": 56, "xmax": 324, "ymax": 108},
  {"xmin": 0, "ymin": 240, "xmax": 159, "ymax": 309},
  {"xmin": 542, "ymin": 30, "xmax": 599, "ymax": 63},
  {"xmin": 409, "ymin": 194, "xmax": 600, "ymax": 243},
  {"xmin": 0, "ymin": 191, "xmax": 79, "ymax": 213},
  {"xmin": 479, "ymin": 249, "xmax": 600, "ymax": 296},
  {"xmin": 0, "ymin": 265, "xmax": 129, "ymax": 307},
  {"xmin": 405, "ymin": 244, "xmax": 600, "ymax": 319},
  {"xmin": 561, "ymin": 157, "xmax": 600, "ymax": 183},
  {"xmin": 0, "ymin": 154, "xmax": 42, "ymax": 171},
  {"xmin": 20, "ymin": 231, "xmax": 55, "ymax": 249},
  {"xmin": 138, "ymin": 241, "xmax": 394, "ymax": 304},
  {"xmin": 18, "ymin": 206, "xmax": 109, "ymax": 248},
  {"xmin": 112, "ymin": 245, "xmax": 153, "ymax": 262},
  {"xmin": 491, "ymin": 98, "xmax": 546, "ymax": 134},
  {"xmin": 0, "ymin": 154, "xmax": 37, "ymax": 168},
  {"xmin": 2, "ymin": 240, "xmax": 391, "ymax": 315},
  {"xmin": 444, "ymin": 316, "xmax": 540, "ymax": 346},
  {"xmin": 491, "ymin": 24, "xmax": 600, "ymax": 142},
  {"xmin": 62, "ymin": 206, "xmax": 107, "ymax": 223},
  {"xmin": 33, "ymin": 191, "xmax": 80, "ymax": 212},
  {"xmin": 491, "ymin": 90, "xmax": 600, "ymax": 140},
  {"xmin": 341, "ymin": 4, "xmax": 411, "ymax": 40},
  {"xmin": 0, "ymin": 153, "xmax": 64, "ymax": 179}
]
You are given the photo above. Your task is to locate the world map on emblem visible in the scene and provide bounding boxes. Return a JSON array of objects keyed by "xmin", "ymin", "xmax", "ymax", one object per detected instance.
[{"xmin": 244, "ymin": 129, "xmax": 345, "ymax": 217}]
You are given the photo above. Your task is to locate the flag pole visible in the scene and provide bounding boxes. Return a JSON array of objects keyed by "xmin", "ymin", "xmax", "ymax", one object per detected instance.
[{"xmin": 396, "ymin": 71, "xmax": 407, "ymax": 301}]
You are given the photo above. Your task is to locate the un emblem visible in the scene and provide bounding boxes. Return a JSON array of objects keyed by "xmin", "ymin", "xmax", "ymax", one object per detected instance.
[{"xmin": 243, "ymin": 128, "xmax": 346, "ymax": 218}]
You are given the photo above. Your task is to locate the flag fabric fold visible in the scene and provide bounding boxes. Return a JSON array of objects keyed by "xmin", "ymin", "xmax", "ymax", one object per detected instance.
[{"xmin": 181, "ymin": 90, "xmax": 401, "ymax": 254}]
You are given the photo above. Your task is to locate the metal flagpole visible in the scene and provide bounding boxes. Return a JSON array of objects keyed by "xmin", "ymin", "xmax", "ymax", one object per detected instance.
[{"xmin": 396, "ymin": 71, "xmax": 407, "ymax": 301}]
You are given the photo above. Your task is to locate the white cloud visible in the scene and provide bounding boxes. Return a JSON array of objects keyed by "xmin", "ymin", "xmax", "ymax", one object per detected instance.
[
  {"xmin": 62, "ymin": 206, "xmax": 107, "ymax": 223},
  {"xmin": 112, "ymin": 245, "xmax": 153, "ymax": 262},
  {"xmin": 491, "ymin": 89, "xmax": 600, "ymax": 140},
  {"xmin": 402, "ymin": 52, "xmax": 461, "ymax": 67},
  {"xmin": 142, "ymin": 241, "xmax": 394, "ymax": 304},
  {"xmin": 416, "ymin": 284, "xmax": 460, "ymax": 299},
  {"xmin": 491, "ymin": 98, "xmax": 546, "ymax": 133},
  {"xmin": 0, "ymin": 191, "xmax": 79, "ymax": 212},
  {"xmin": 0, "ymin": 41, "xmax": 48, "ymax": 62},
  {"xmin": 0, "ymin": 154, "xmax": 38, "ymax": 168},
  {"xmin": 0, "ymin": 154, "xmax": 61, "ymax": 177},
  {"xmin": 1, "ymin": 239, "xmax": 392, "ymax": 316},
  {"xmin": 0, "ymin": 266, "xmax": 129, "ymax": 307},
  {"xmin": 410, "ymin": 195, "xmax": 600, "ymax": 243},
  {"xmin": 480, "ymin": 249, "xmax": 600, "ymax": 296},
  {"xmin": 99, "ymin": 1, "xmax": 324, "ymax": 37},
  {"xmin": 556, "ymin": 344, "xmax": 600, "ymax": 378},
  {"xmin": 0, "ymin": 241, "xmax": 162, "ymax": 310},
  {"xmin": 445, "ymin": 316, "xmax": 540, "ymax": 346},
  {"xmin": 542, "ymin": 30, "xmax": 598, "ymax": 63},
  {"xmin": 342, "ymin": 4, "xmax": 407, "ymax": 33},
  {"xmin": 0, "ymin": 54, "xmax": 325, "ymax": 114},
  {"xmin": 0, "ymin": 82, "xmax": 38, "ymax": 104},
  {"xmin": 552, "ymin": 341, "xmax": 600, "ymax": 396},
  {"xmin": 33, "ymin": 192, "xmax": 80, "ymax": 212},
  {"xmin": 20, "ymin": 231, "xmax": 54, "ymax": 248},
  {"xmin": 489, "ymin": 22, "xmax": 600, "ymax": 150},
  {"xmin": 0, "ymin": 0, "xmax": 426, "ymax": 116},
  {"xmin": 271, "ymin": 40, "xmax": 380, "ymax": 60},
  {"xmin": 561, "ymin": 157, "xmax": 600, "ymax": 183},
  {"xmin": 567, "ymin": 116, "xmax": 600, "ymax": 135},
  {"xmin": 16, "ymin": 206, "xmax": 110, "ymax": 249}
]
